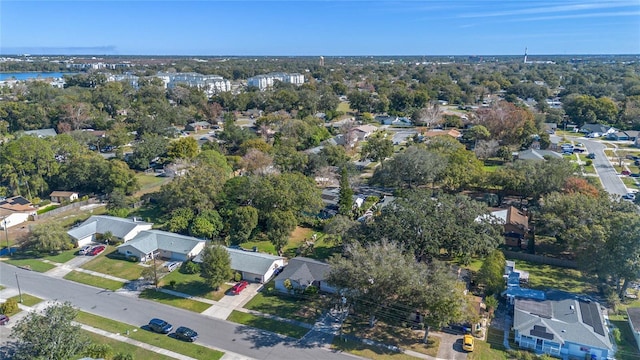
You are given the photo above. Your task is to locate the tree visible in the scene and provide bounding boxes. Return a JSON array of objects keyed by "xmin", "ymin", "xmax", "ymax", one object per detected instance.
[
  {"xmin": 189, "ymin": 210, "xmax": 223, "ymax": 239},
  {"xmin": 360, "ymin": 132, "xmax": 394, "ymax": 164},
  {"xmin": 11, "ymin": 302, "xmax": 89, "ymax": 360},
  {"xmin": 338, "ymin": 167, "xmax": 354, "ymax": 216},
  {"xmin": 229, "ymin": 206, "xmax": 259, "ymax": 244},
  {"xmin": 264, "ymin": 210, "xmax": 297, "ymax": 256},
  {"xmin": 327, "ymin": 241, "xmax": 464, "ymax": 331},
  {"xmin": 477, "ymin": 250, "xmax": 506, "ymax": 295},
  {"xmin": 411, "ymin": 102, "xmax": 442, "ymax": 127},
  {"xmin": 371, "ymin": 146, "xmax": 446, "ymax": 189},
  {"xmin": 164, "ymin": 207, "xmax": 195, "ymax": 234},
  {"xmin": 128, "ymin": 134, "xmax": 168, "ymax": 170},
  {"xmin": 167, "ymin": 136, "xmax": 199, "ymax": 161},
  {"xmin": 25, "ymin": 223, "xmax": 74, "ymax": 253},
  {"xmin": 199, "ymin": 245, "xmax": 233, "ymax": 290}
]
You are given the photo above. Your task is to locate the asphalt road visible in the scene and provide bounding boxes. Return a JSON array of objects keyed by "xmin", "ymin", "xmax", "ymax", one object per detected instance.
[
  {"xmin": 582, "ymin": 139, "xmax": 629, "ymax": 196},
  {"xmin": 0, "ymin": 263, "xmax": 357, "ymax": 360}
]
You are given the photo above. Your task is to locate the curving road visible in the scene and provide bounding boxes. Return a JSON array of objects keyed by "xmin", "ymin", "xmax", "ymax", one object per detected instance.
[
  {"xmin": 582, "ymin": 139, "xmax": 628, "ymax": 196},
  {"xmin": 0, "ymin": 263, "xmax": 357, "ymax": 360}
]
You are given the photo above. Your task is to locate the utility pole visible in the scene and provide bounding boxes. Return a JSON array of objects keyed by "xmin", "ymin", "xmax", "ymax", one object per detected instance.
[
  {"xmin": 2, "ymin": 218, "xmax": 9, "ymax": 256},
  {"xmin": 152, "ymin": 252, "xmax": 158, "ymax": 289},
  {"xmin": 15, "ymin": 273, "xmax": 23, "ymax": 303}
]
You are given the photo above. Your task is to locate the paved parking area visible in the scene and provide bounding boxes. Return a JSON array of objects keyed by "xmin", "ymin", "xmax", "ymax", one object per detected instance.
[
  {"xmin": 200, "ymin": 282, "xmax": 262, "ymax": 319},
  {"xmin": 434, "ymin": 332, "xmax": 468, "ymax": 360}
]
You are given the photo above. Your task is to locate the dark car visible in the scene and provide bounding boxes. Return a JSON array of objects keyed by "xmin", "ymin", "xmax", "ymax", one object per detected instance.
[
  {"xmin": 174, "ymin": 326, "xmax": 198, "ymax": 342},
  {"xmin": 587, "ymin": 153, "xmax": 596, "ymax": 159},
  {"xmin": 630, "ymin": 173, "xmax": 640, "ymax": 178},
  {"xmin": 231, "ymin": 280, "xmax": 249, "ymax": 295},
  {"xmin": 148, "ymin": 318, "xmax": 173, "ymax": 334},
  {"xmin": 0, "ymin": 314, "xmax": 9, "ymax": 325}
]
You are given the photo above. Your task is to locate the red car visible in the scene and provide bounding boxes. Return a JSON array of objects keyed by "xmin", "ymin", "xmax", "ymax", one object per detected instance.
[
  {"xmin": 621, "ymin": 170, "xmax": 631, "ymax": 176},
  {"xmin": 89, "ymin": 245, "xmax": 106, "ymax": 256},
  {"xmin": 231, "ymin": 281, "xmax": 249, "ymax": 295}
]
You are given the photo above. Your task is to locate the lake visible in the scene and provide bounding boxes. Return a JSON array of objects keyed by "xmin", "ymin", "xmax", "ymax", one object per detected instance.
[{"xmin": 0, "ymin": 72, "xmax": 73, "ymax": 81}]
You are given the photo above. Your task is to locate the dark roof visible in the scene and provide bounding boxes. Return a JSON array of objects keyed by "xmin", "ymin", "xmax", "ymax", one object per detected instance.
[
  {"xmin": 580, "ymin": 123, "xmax": 609, "ymax": 134},
  {"xmin": 580, "ymin": 301, "xmax": 605, "ymax": 336},
  {"xmin": 276, "ymin": 257, "xmax": 330, "ymax": 286},
  {"xmin": 627, "ymin": 308, "xmax": 640, "ymax": 332}
]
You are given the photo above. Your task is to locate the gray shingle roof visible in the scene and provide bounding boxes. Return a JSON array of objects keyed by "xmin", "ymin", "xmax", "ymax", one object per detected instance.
[
  {"xmin": 226, "ymin": 248, "xmax": 284, "ymax": 275},
  {"xmin": 277, "ymin": 257, "xmax": 330, "ymax": 286},
  {"xmin": 117, "ymin": 230, "xmax": 206, "ymax": 255},
  {"xmin": 514, "ymin": 292, "xmax": 612, "ymax": 351},
  {"xmin": 627, "ymin": 307, "xmax": 640, "ymax": 332},
  {"xmin": 67, "ymin": 215, "xmax": 152, "ymax": 241}
]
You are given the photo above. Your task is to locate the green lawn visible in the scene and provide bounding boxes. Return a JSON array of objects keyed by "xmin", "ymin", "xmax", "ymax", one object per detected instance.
[
  {"xmin": 4, "ymin": 258, "xmax": 55, "ymax": 272},
  {"xmin": 506, "ymin": 259, "xmax": 595, "ymax": 294},
  {"xmin": 9, "ymin": 293, "xmax": 43, "ymax": 307},
  {"xmin": 622, "ymin": 177, "xmax": 639, "ymax": 189},
  {"xmin": 84, "ymin": 331, "xmax": 175, "ymax": 360},
  {"xmin": 609, "ymin": 315, "xmax": 640, "ymax": 360},
  {"xmin": 483, "ymin": 165, "xmax": 501, "ymax": 172},
  {"xmin": 81, "ymin": 248, "xmax": 145, "ymax": 280},
  {"xmin": 64, "ymin": 271, "xmax": 125, "ymax": 291},
  {"xmin": 159, "ymin": 271, "xmax": 231, "ymax": 301},
  {"xmin": 243, "ymin": 287, "xmax": 326, "ymax": 324},
  {"xmin": 242, "ymin": 226, "xmax": 338, "ymax": 260},
  {"xmin": 468, "ymin": 327, "xmax": 508, "ymax": 360},
  {"xmin": 337, "ymin": 102, "xmax": 352, "ymax": 113},
  {"xmin": 227, "ymin": 310, "xmax": 309, "ymax": 339},
  {"xmin": 331, "ymin": 337, "xmax": 418, "ymax": 360},
  {"xmin": 139, "ymin": 289, "xmax": 211, "ymax": 312},
  {"xmin": 75, "ymin": 311, "xmax": 224, "ymax": 360},
  {"xmin": 42, "ymin": 249, "xmax": 78, "ymax": 263}
]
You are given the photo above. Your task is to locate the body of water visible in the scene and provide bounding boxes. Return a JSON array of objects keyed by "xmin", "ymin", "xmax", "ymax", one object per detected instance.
[{"xmin": 0, "ymin": 72, "xmax": 73, "ymax": 81}]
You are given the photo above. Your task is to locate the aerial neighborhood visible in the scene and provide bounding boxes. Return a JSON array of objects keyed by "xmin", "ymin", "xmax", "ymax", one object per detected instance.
[{"xmin": 0, "ymin": 53, "xmax": 639, "ymax": 360}]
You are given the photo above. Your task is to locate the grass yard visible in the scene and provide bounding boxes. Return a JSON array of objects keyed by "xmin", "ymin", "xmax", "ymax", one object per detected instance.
[
  {"xmin": 75, "ymin": 311, "xmax": 224, "ymax": 360},
  {"xmin": 468, "ymin": 327, "xmax": 509, "ymax": 360},
  {"xmin": 4, "ymin": 258, "xmax": 55, "ymax": 272},
  {"xmin": 622, "ymin": 177, "xmax": 639, "ymax": 189},
  {"xmin": 337, "ymin": 102, "xmax": 352, "ymax": 113},
  {"xmin": 9, "ymin": 293, "xmax": 43, "ymax": 307},
  {"xmin": 483, "ymin": 165, "xmax": 501, "ymax": 172},
  {"xmin": 243, "ymin": 286, "xmax": 328, "ymax": 324},
  {"xmin": 609, "ymin": 314, "xmax": 640, "ymax": 360},
  {"xmin": 139, "ymin": 289, "xmax": 211, "ymax": 312},
  {"xmin": 81, "ymin": 248, "xmax": 145, "ymax": 280},
  {"xmin": 159, "ymin": 270, "xmax": 231, "ymax": 301},
  {"xmin": 505, "ymin": 259, "xmax": 596, "ymax": 294},
  {"xmin": 226, "ymin": 310, "xmax": 309, "ymax": 339},
  {"xmin": 242, "ymin": 226, "xmax": 339, "ymax": 260},
  {"xmin": 133, "ymin": 173, "xmax": 172, "ymax": 197},
  {"xmin": 64, "ymin": 271, "xmax": 125, "ymax": 291},
  {"xmin": 331, "ymin": 337, "xmax": 420, "ymax": 360},
  {"xmin": 42, "ymin": 249, "xmax": 78, "ymax": 263},
  {"xmin": 84, "ymin": 331, "xmax": 175, "ymax": 360}
]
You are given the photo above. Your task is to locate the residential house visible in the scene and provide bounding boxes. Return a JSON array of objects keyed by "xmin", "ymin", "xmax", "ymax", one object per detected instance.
[
  {"xmin": 491, "ymin": 207, "xmax": 529, "ymax": 248},
  {"xmin": 117, "ymin": 230, "xmax": 207, "ymax": 262},
  {"xmin": 352, "ymin": 124, "xmax": 378, "ymax": 141},
  {"xmin": 22, "ymin": 128, "xmax": 57, "ymax": 138},
  {"xmin": 49, "ymin": 191, "xmax": 79, "ymax": 203},
  {"xmin": 514, "ymin": 149, "xmax": 563, "ymax": 161},
  {"xmin": 513, "ymin": 291, "xmax": 614, "ymax": 359},
  {"xmin": 0, "ymin": 196, "xmax": 37, "ymax": 229},
  {"xmin": 67, "ymin": 215, "xmax": 153, "ymax": 247},
  {"xmin": 194, "ymin": 247, "xmax": 285, "ymax": 283},
  {"xmin": 185, "ymin": 121, "xmax": 211, "ymax": 132},
  {"xmin": 580, "ymin": 124, "xmax": 615, "ymax": 138},
  {"xmin": 626, "ymin": 130, "xmax": 640, "ymax": 142},
  {"xmin": 422, "ymin": 129, "xmax": 461, "ymax": 139},
  {"xmin": 607, "ymin": 130, "xmax": 639, "ymax": 141},
  {"xmin": 274, "ymin": 257, "xmax": 337, "ymax": 294},
  {"xmin": 543, "ymin": 123, "xmax": 558, "ymax": 134},
  {"xmin": 627, "ymin": 307, "xmax": 640, "ymax": 351},
  {"xmin": 376, "ymin": 115, "xmax": 413, "ymax": 127}
]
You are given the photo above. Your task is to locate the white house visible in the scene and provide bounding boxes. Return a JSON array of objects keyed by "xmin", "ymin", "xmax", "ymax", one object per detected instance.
[
  {"xmin": 49, "ymin": 191, "xmax": 79, "ymax": 203},
  {"xmin": 117, "ymin": 230, "xmax": 207, "ymax": 262},
  {"xmin": 0, "ymin": 196, "xmax": 37, "ymax": 229},
  {"xmin": 67, "ymin": 215, "xmax": 153, "ymax": 247},
  {"xmin": 274, "ymin": 257, "xmax": 337, "ymax": 294}
]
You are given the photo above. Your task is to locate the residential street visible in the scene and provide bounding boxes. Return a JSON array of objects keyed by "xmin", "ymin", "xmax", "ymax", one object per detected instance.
[
  {"xmin": 0, "ymin": 262, "xmax": 358, "ymax": 360},
  {"xmin": 582, "ymin": 138, "xmax": 629, "ymax": 196}
]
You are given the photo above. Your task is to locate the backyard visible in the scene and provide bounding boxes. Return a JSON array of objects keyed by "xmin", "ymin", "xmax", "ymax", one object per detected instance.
[{"xmin": 242, "ymin": 226, "xmax": 339, "ymax": 260}]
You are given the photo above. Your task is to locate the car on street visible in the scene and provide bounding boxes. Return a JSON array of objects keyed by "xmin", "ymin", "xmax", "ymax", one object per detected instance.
[
  {"xmin": 587, "ymin": 153, "xmax": 596, "ymax": 159},
  {"xmin": 622, "ymin": 193, "xmax": 636, "ymax": 201},
  {"xmin": 230, "ymin": 280, "xmax": 249, "ymax": 295},
  {"xmin": 78, "ymin": 245, "xmax": 92, "ymax": 255},
  {"xmin": 631, "ymin": 173, "xmax": 640, "ymax": 178},
  {"xmin": 463, "ymin": 334, "xmax": 475, "ymax": 352},
  {"xmin": 174, "ymin": 326, "xmax": 198, "ymax": 342},
  {"xmin": 0, "ymin": 314, "xmax": 9, "ymax": 325},
  {"xmin": 88, "ymin": 245, "xmax": 106, "ymax": 256},
  {"xmin": 148, "ymin": 318, "xmax": 173, "ymax": 334}
]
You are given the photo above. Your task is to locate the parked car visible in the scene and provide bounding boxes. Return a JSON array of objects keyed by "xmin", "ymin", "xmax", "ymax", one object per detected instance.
[
  {"xmin": 230, "ymin": 280, "xmax": 249, "ymax": 295},
  {"xmin": 78, "ymin": 245, "xmax": 92, "ymax": 255},
  {"xmin": 587, "ymin": 153, "xmax": 596, "ymax": 159},
  {"xmin": 622, "ymin": 170, "xmax": 632, "ymax": 176},
  {"xmin": 0, "ymin": 314, "xmax": 9, "ymax": 325},
  {"xmin": 174, "ymin": 326, "xmax": 198, "ymax": 342},
  {"xmin": 463, "ymin": 334, "xmax": 475, "ymax": 352},
  {"xmin": 622, "ymin": 193, "xmax": 636, "ymax": 201},
  {"xmin": 442, "ymin": 323, "xmax": 471, "ymax": 335},
  {"xmin": 573, "ymin": 148, "xmax": 585, "ymax": 153},
  {"xmin": 148, "ymin": 318, "xmax": 173, "ymax": 334},
  {"xmin": 165, "ymin": 261, "xmax": 181, "ymax": 272},
  {"xmin": 630, "ymin": 173, "xmax": 640, "ymax": 178},
  {"xmin": 88, "ymin": 245, "xmax": 106, "ymax": 256}
]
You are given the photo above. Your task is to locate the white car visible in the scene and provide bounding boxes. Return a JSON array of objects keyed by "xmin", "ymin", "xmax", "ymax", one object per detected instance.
[
  {"xmin": 78, "ymin": 245, "xmax": 92, "ymax": 255},
  {"xmin": 165, "ymin": 261, "xmax": 181, "ymax": 272}
]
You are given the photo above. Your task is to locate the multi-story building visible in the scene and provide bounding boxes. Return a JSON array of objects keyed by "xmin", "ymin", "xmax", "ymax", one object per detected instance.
[
  {"xmin": 247, "ymin": 72, "xmax": 305, "ymax": 90},
  {"xmin": 107, "ymin": 74, "xmax": 139, "ymax": 89},
  {"xmin": 156, "ymin": 72, "xmax": 231, "ymax": 95}
]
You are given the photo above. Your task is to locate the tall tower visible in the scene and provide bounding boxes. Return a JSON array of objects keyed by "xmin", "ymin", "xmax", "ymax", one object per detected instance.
[
  {"xmin": 524, "ymin": 47, "xmax": 528, "ymax": 64},
  {"xmin": 319, "ymin": 56, "xmax": 325, "ymax": 66}
]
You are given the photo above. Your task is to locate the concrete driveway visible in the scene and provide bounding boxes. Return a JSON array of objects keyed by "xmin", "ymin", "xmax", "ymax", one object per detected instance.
[
  {"xmin": 434, "ymin": 331, "xmax": 468, "ymax": 360},
  {"xmin": 201, "ymin": 282, "xmax": 262, "ymax": 319}
]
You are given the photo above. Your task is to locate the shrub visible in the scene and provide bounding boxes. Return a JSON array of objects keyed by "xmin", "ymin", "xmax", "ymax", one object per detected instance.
[
  {"xmin": 585, "ymin": 159, "xmax": 593, "ymax": 167},
  {"xmin": 234, "ymin": 272, "xmax": 242, "ymax": 282},
  {"xmin": 113, "ymin": 353, "xmax": 134, "ymax": 360},
  {"xmin": 83, "ymin": 343, "xmax": 112, "ymax": 359},
  {"xmin": 613, "ymin": 328, "xmax": 622, "ymax": 344},
  {"xmin": 304, "ymin": 285, "xmax": 319, "ymax": 296},
  {"xmin": 180, "ymin": 260, "xmax": 200, "ymax": 274},
  {"xmin": 0, "ymin": 298, "xmax": 18, "ymax": 315},
  {"xmin": 168, "ymin": 280, "xmax": 177, "ymax": 289},
  {"xmin": 127, "ymin": 255, "xmax": 139, "ymax": 263}
]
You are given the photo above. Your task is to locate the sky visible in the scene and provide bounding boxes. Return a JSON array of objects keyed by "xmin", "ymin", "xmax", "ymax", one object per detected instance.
[{"xmin": 1, "ymin": 0, "xmax": 639, "ymax": 56}]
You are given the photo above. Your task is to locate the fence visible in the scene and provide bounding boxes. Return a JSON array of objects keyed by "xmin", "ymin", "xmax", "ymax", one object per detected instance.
[
  {"xmin": 502, "ymin": 250, "xmax": 577, "ymax": 269},
  {"xmin": 35, "ymin": 198, "xmax": 100, "ymax": 220}
]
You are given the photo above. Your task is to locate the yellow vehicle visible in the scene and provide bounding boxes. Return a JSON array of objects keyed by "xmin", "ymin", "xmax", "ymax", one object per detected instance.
[{"xmin": 463, "ymin": 334, "xmax": 474, "ymax": 352}]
